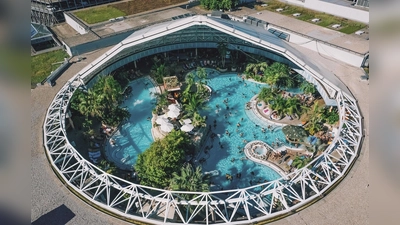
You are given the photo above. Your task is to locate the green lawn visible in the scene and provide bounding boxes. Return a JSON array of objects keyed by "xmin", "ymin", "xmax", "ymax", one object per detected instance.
[
  {"xmin": 74, "ymin": 6, "xmax": 126, "ymax": 24},
  {"xmin": 31, "ymin": 50, "xmax": 69, "ymax": 87},
  {"xmin": 256, "ymin": 0, "xmax": 366, "ymax": 34}
]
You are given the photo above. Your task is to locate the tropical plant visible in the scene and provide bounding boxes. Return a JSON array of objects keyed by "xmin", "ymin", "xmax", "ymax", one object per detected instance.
[
  {"xmin": 135, "ymin": 130, "xmax": 191, "ymax": 188},
  {"xmin": 258, "ymin": 87, "xmax": 277, "ymax": 105},
  {"xmin": 304, "ymin": 116, "xmax": 323, "ymax": 135},
  {"xmin": 72, "ymin": 89, "xmax": 102, "ymax": 118},
  {"xmin": 292, "ymin": 156, "xmax": 312, "ymax": 169},
  {"xmin": 151, "ymin": 63, "xmax": 169, "ymax": 84},
  {"xmin": 302, "ymin": 102, "xmax": 324, "ymax": 121},
  {"xmin": 102, "ymin": 107, "xmax": 130, "ymax": 127},
  {"xmin": 200, "ymin": 0, "xmax": 239, "ymax": 10},
  {"xmin": 264, "ymin": 62, "xmax": 293, "ymax": 90},
  {"xmin": 192, "ymin": 112, "xmax": 207, "ymax": 128},
  {"xmin": 217, "ymin": 42, "xmax": 228, "ymax": 68},
  {"xmin": 284, "ymin": 97, "xmax": 302, "ymax": 118},
  {"xmin": 185, "ymin": 94, "xmax": 205, "ymax": 116},
  {"xmin": 70, "ymin": 76, "xmax": 129, "ymax": 127},
  {"xmin": 244, "ymin": 62, "xmax": 269, "ymax": 78},
  {"xmin": 300, "ymin": 81, "xmax": 317, "ymax": 97},
  {"xmin": 170, "ymin": 164, "xmax": 210, "ymax": 195},
  {"xmin": 154, "ymin": 92, "xmax": 169, "ymax": 113},
  {"xmin": 99, "ymin": 160, "xmax": 117, "ymax": 175},
  {"xmin": 322, "ymin": 106, "xmax": 339, "ymax": 125},
  {"xmin": 269, "ymin": 95, "xmax": 287, "ymax": 117}
]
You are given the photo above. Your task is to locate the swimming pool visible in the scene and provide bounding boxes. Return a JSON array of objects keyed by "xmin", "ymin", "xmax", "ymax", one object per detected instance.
[
  {"xmin": 107, "ymin": 72, "xmax": 300, "ymax": 189},
  {"xmin": 199, "ymin": 71, "xmax": 300, "ymax": 190},
  {"xmin": 105, "ymin": 77, "xmax": 157, "ymax": 170}
]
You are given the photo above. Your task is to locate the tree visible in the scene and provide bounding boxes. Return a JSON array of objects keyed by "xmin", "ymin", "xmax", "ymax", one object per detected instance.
[
  {"xmin": 244, "ymin": 62, "xmax": 268, "ymax": 79},
  {"xmin": 258, "ymin": 87, "xmax": 277, "ymax": 105},
  {"xmin": 300, "ymin": 81, "xmax": 316, "ymax": 97},
  {"xmin": 284, "ymin": 97, "xmax": 302, "ymax": 119},
  {"xmin": 151, "ymin": 63, "xmax": 169, "ymax": 84},
  {"xmin": 93, "ymin": 75, "xmax": 122, "ymax": 106},
  {"xmin": 170, "ymin": 164, "xmax": 210, "ymax": 195},
  {"xmin": 217, "ymin": 42, "xmax": 228, "ymax": 68},
  {"xmin": 270, "ymin": 95, "xmax": 286, "ymax": 117},
  {"xmin": 154, "ymin": 92, "xmax": 169, "ymax": 114},
  {"xmin": 322, "ymin": 106, "xmax": 339, "ymax": 125},
  {"xmin": 201, "ymin": 0, "xmax": 238, "ymax": 10},
  {"xmin": 292, "ymin": 156, "xmax": 312, "ymax": 169},
  {"xmin": 264, "ymin": 62, "xmax": 292, "ymax": 90},
  {"xmin": 304, "ymin": 116, "xmax": 323, "ymax": 135},
  {"xmin": 135, "ymin": 130, "xmax": 191, "ymax": 189},
  {"xmin": 99, "ymin": 159, "xmax": 117, "ymax": 175},
  {"xmin": 184, "ymin": 93, "xmax": 205, "ymax": 117},
  {"xmin": 70, "ymin": 76, "xmax": 130, "ymax": 127},
  {"xmin": 192, "ymin": 112, "xmax": 207, "ymax": 128}
]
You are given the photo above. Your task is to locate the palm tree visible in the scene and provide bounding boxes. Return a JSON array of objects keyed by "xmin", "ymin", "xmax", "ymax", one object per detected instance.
[
  {"xmin": 77, "ymin": 89, "xmax": 103, "ymax": 118},
  {"xmin": 270, "ymin": 95, "xmax": 286, "ymax": 117},
  {"xmin": 184, "ymin": 94, "xmax": 205, "ymax": 117},
  {"xmin": 170, "ymin": 164, "xmax": 210, "ymax": 194},
  {"xmin": 244, "ymin": 62, "xmax": 268, "ymax": 78},
  {"xmin": 300, "ymin": 81, "xmax": 316, "ymax": 98},
  {"xmin": 265, "ymin": 62, "xmax": 292, "ymax": 90},
  {"xmin": 258, "ymin": 87, "xmax": 277, "ymax": 105},
  {"xmin": 292, "ymin": 156, "xmax": 312, "ymax": 169},
  {"xmin": 196, "ymin": 67, "xmax": 208, "ymax": 83},
  {"xmin": 304, "ymin": 116, "xmax": 323, "ymax": 135},
  {"xmin": 305, "ymin": 102, "xmax": 324, "ymax": 121},
  {"xmin": 151, "ymin": 63, "xmax": 169, "ymax": 84},
  {"xmin": 217, "ymin": 42, "xmax": 228, "ymax": 68},
  {"xmin": 99, "ymin": 160, "xmax": 117, "ymax": 175},
  {"xmin": 154, "ymin": 92, "xmax": 169, "ymax": 113},
  {"xmin": 284, "ymin": 97, "xmax": 302, "ymax": 119},
  {"xmin": 192, "ymin": 112, "xmax": 207, "ymax": 128},
  {"xmin": 94, "ymin": 75, "xmax": 122, "ymax": 105}
]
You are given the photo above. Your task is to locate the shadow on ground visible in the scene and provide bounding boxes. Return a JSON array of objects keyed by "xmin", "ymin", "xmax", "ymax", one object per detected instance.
[{"xmin": 32, "ymin": 204, "xmax": 75, "ymax": 225}]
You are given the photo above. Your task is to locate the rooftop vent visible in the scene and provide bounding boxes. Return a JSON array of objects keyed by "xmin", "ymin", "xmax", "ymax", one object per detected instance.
[
  {"xmin": 276, "ymin": 8, "xmax": 283, "ymax": 12},
  {"xmin": 331, "ymin": 24, "xmax": 341, "ymax": 28},
  {"xmin": 311, "ymin": 18, "xmax": 320, "ymax": 23},
  {"xmin": 355, "ymin": 30, "xmax": 365, "ymax": 35},
  {"xmin": 293, "ymin": 13, "xmax": 301, "ymax": 17}
]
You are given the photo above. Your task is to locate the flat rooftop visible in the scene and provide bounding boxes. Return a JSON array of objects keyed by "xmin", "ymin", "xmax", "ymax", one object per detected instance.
[
  {"xmin": 51, "ymin": 7, "xmax": 192, "ymax": 47},
  {"xmin": 247, "ymin": 10, "xmax": 369, "ymax": 54}
]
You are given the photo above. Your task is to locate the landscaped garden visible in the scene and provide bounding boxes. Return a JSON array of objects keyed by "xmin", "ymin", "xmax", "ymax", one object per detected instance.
[
  {"xmin": 74, "ymin": 0, "xmax": 187, "ymax": 24},
  {"xmin": 255, "ymin": 0, "xmax": 367, "ymax": 34},
  {"xmin": 31, "ymin": 49, "xmax": 69, "ymax": 88},
  {"xmin": 66, "ymin": 46, "xmax": 341, "ymax": 192},
  {"xmin": 244, "ymin": 60, "xmax": 340, "ymax": 168},
  {"xmin": 74, "ymin": 6, "xmax": 126, "ymax": 24}
]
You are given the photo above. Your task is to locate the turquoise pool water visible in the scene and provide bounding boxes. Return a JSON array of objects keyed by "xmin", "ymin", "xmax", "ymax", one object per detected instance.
[
  {"xmin": 107, "ymin": 72, "xmax": 301, "ymax": 190},
  {"xmin": 105, "ymin": 77, "xmax": 157, "ymax": 170},
  {"xmin": 199, "ymin": 71, "xmax": 299, "ymax": 190}
]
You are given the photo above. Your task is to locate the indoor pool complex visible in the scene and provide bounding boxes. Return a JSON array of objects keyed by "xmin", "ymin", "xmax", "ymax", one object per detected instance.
[
  {"xmin": 107, "ymin": 71, "xmax": 302, "ymax": 189},
  {"xmin": 44, "ymin": 15, "xmax": 364, "ymax": 224}
]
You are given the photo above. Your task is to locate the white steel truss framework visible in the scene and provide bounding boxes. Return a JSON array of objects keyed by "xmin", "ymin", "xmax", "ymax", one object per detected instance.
[{"xmin": 43, "ymin": 16, "xmax": 364, "ymax": 225}]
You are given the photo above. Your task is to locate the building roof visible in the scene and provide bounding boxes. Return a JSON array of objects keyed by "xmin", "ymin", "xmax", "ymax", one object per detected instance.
[
  {"xmin": 77, "ymin": 15, "xmax": 353, "ymax": 99},
  {"xmin": 31, "ymin": 23, "xmax": 53, "ymax": 40}
]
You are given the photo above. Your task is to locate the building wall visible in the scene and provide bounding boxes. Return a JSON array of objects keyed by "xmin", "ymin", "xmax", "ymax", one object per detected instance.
[
  {"xmin": 64, "ymin": 13, "xmax": 87, "ymax": 35},
  {"xmin": 269, "ymin": 25, "xmax": 365, "ymax": 67},
  {"xmin": 283, "ymin": 0, "xmax": 369, "ymax": 24}
]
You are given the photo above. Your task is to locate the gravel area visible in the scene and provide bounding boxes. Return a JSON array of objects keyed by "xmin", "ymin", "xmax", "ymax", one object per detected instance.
[{"xmin": 31, "ymin": 43, "xmax": 368, "ymax": 225}]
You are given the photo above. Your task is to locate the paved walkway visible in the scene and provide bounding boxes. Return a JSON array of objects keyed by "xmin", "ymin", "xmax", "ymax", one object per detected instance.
[{"xmin": 31, "ymin": 46, "xmax": 133, "ymax": 225}]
